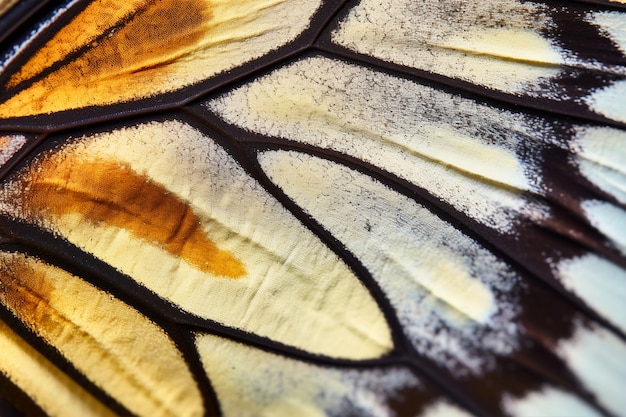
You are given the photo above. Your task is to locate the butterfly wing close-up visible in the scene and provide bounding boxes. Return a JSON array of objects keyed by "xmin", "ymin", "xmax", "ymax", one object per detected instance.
[{"xmin": 0, "ymin": 0, "xmax": 625, "ymax": 416}]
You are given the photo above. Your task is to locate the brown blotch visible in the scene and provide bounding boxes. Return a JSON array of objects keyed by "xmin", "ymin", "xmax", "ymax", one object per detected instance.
[
  {"xmin": 6, "ymin": 0, "xmax": 212, "ymax": 94},
  {"xmin": 69, "ymin": 0, "xmax": 211, "ymax": 80},
  {"xmin": 27, "ymin": 157, "xmax": 246, "ymax": 278},
  {"xmin": 0, "ymin": 256, "xmax": 58, "ymax": 335}
]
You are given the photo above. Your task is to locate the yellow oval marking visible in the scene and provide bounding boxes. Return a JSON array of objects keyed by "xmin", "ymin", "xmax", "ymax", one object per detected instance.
[{"xmin": 28, "ymin": 157, "xmax": 246, "ymax": 278}]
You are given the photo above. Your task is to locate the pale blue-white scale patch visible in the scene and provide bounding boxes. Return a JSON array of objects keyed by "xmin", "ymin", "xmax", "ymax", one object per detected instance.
[
  {"xmin": 588, "ymin": 11, "xmax": 626, "ymax": 56},
  {"xmin": 503, "ymin": 387, "xmax": 602, "ymax": 417},
  {"xmin": 572, "ymin": 127, "xmax": 626, "ymax": 205},
  {"xmin": 556, "ymin": 322, "xmax": 626, "ymax": 416},
  {"xmin": 0, "ymin": 0, "xmax": 77, "ymax": 72},
  {"xmin": 581, "ymin": 200, "xmax": 626, "ymax": 255},
  {"xmin": 257, "ymin": 150, "xmax": 521, "ymax": 375},
  {"xmin": 584, "ymin": 11, "xmax": 626, "ymax": 122},
  {"xmin": 553, "ymin": 254, "xmax": 626, "ymax": 334}
]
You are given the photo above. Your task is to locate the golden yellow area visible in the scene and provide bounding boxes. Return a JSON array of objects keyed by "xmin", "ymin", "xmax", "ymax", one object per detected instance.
[
  {"xmin": 0, "ymin": 252, "xmax": 204, "ymax": 417},
  {"xmin": 0, "ymin": 320, "xmax": 116, "ymax": 417},
  {"xmin": 0, "ymin": 120, "xmax": 392, "ymax": 360},
  {"xmin": 0, "ymin": 0, "xmax": 322, "ymax": 117},
  {"xmin": 28, "ymin": 157, "xmax": 246, "ymax": 278},
  {"xmin": 1, "ymin": 0, "xmax": 211, "ymax": 116},
  {"xmin": 6, "ymin": 0, "xmax": 148, "ymax": 88}
]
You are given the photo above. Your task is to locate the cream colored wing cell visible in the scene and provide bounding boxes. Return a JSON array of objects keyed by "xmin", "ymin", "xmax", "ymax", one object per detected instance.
[
  {"xmin": 207, "ymin": 55, "xmax": 547, "ymax": 233},
  {"xmin": 206, "ymin": 53, "xmax": 626, "ymax": 349},
  {"xmin": 256, "ymin": 149, "xmax": 626, "ymax": 415},
  {"xmin": 0, "ymin": 0, "xmax": 323, "ymax": 117},
  {"xmin": 0, "ymin": 320, "xmax": 116, "ymax": 417},
  {"xmin": 257, "ymin": 150, "xmax": 521, "ymax": 374},
  {"xmin": 0, "ymin": 252, "xmax": 203, "ymax": 417},
  {"xmin": 195, "ymin": 332, "xmax": 471, "ymax": 417},
  {"xmin": 332, "ymin": 0, "xmax": 564, "ymax": 92},
  {"xmin": 330, "ymin": 0, "xmax": 626, "ymax": 123},
  {"xmin": 0, "ymin": 119, "xmax": 392, "ymax": 361}
]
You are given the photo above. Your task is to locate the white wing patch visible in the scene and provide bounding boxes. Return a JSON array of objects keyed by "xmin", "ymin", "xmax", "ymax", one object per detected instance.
[
  {"xmin": 581, "ymin": 200, "xmax": 626, "ymax": 254},
  {"xmin": 573, "ymin": 126, "xmax": 626, "ymax": 205},
  {"xmin": 553, "ymin": 254, "xmax": 626, "ymax": 334},
  {"xmin": 502, "ymin": 387, "xmax": 602, "ymax": 417},
  {"xmin": 583, "ymin": 80, "xmax": 626, "ymax": 123},
  {"xmin": 419, "ymin": 400, "xmax": 474, "ymax": 417},
  {"xmin": 589, "ymin": 11, "xmax": 626, "ymax": 55},
  {"xmin": 557, "ymin": 323, "xmax": 626, "ymax": 416}
]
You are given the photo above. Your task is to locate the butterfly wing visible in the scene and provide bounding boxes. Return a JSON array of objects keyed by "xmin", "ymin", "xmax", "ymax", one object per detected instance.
[{"xmin": 0, "ymin": 1, "xmax": 625, "ymax": 416}]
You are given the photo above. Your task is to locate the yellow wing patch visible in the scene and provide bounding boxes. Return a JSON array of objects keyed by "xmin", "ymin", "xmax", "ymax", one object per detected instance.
[
  {"xmin": 28, "ymin": 157, "xmax": 245, "ymax": 278},
  {"xmin": 0, "ymin": 0, "xmax": 323, "ymax": 117},
  {"xmin": 0, "ymin": 252, "xmax": 204, "ymax": 417},
  {"xmin": 0, "ymin": 120, "xmax": 393, "ymax": 360},
  {"xmin": 0, "ymin": 320, "xmax": 116, "ymax": 417}
]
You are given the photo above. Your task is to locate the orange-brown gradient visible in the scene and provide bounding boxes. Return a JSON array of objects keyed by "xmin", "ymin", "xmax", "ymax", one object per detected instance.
[
  {"xmin": 0, "ymin": 0, "xmax": 212, "ymax": 116},
  {"xmin": 6, "ymin": 0, "xmax": 148, "ymax": 89},
  {"xmin": 27, "ymin": 157, "xmax": 246, "ymax": 278},
  {"xmin": 0, "ymin": 257, "xmax": 57, "ymax": 335},
  {"xmin": 0, "ymin": 252, "xmax": 207, "ymax": 417}
]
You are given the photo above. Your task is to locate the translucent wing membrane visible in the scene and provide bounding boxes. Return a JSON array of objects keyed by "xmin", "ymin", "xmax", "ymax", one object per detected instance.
[{"xmin": 0, "ymin": 0, "xmax": 625, "ymax": 416}]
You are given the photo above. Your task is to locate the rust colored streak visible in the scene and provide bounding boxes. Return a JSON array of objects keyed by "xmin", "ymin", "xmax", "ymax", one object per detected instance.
[
  {"xmin": 7, "ymin": 0, "xmax": 211, "ymax": 91},
  {"xmin": 80, "ymin": 0, "xmax": 211, "ymax": 78},
  {"xmin": 0, "ymin": 258, "xmax": 56, "ymax": 334},
  {"xmin": 27, "ymin": 158, "xmax": 246, "ymax": 278}
]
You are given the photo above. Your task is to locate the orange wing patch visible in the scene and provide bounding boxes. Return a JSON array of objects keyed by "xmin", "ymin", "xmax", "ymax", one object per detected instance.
[
  {"xmin": 0, "ymin": 252, "xmax": 206, "ymax": 417},
  {"xmin": 1, "ymin": 0, "xmax": 211, "ymax": 116},
  {"xmin": 27, "ymin": 157, "xmax": 246, "ymax": 278},
  {"xmin": 0, "ymin": 0, "xmax": 324, "ymax": 118}
]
